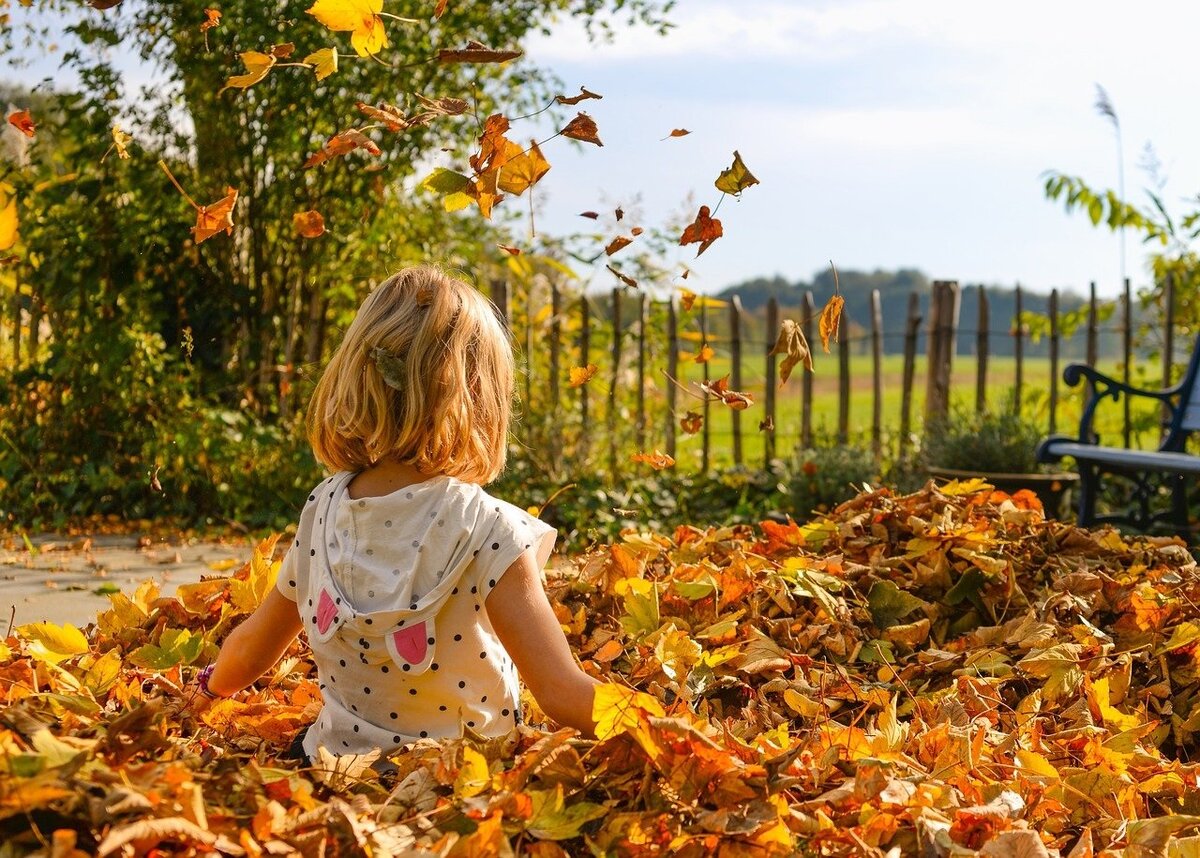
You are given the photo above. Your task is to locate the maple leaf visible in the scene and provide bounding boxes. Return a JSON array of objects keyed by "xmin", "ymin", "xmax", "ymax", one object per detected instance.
[
  {"xmin": 680, "ymin": 411, "xmax": 703, "ymax": 434},
  {"xmin": 606, "ymin": 264, "xmax": 637, "ymax": 289},
  {"xmin": 200, "ymin": 8, "xmax": 221, "ymax": 32},
  {"xmin": 307, "ymin": 0, "xmax": 387, "ymax": 57},
  {"xmin": 421, "ymin": 167, "xmax": 475, "ymax": 211},
  {"xmin": 303, "ymin": 129, "xmax": 381, "ymax": 169},
  {"xmin": 769, "ymin": 319, "xmax": 813, "ymax": 383},
  {"xmin": 304, "ymin": 47, "xmax": 339, "ymax": 81},
  {"xmin": 569, "ymin": 364, "xmax": 598, "ymax": 387},
  {"xmin": 605, "ymin": 235, "xmax": 632, "ymax": 256},
  {"xmin": 694, "ymin": 344, "xmax": 714, "ymax": 364},
  {"xmin": 556, "ymin": 86, "xmax": 603, "ymax": 105},
  {"xmin": 715, "ymin": 150, "xmax": 759, "ymax": 195},
  {"xmin": 699, "ymin": 375, "xmax": 754, "ymax": 410},
  {"xmin": 679, "ymin": 205, "xmax": 723, "ymax": 257},
  {"xmin": 192, "ymin": 186, "xmax": 238, "ymax": 244},
  {"xmin": 819, "ymin": 295, "xmax": 844, "ymax": 353},
  {"xmin": 632, "ymin": 450, "xmax": 675, "ymax": 470},
  {"xmin": 0, "ymin": 183, "xmax": 19, "ymax": 251},
  {"xmin": 438, "ymin": 40, "xmax": 522, "ymax": 63},
  {"xmin": 219, "ymin": 50, "xmax": 277, "ymax": 94},
  {"xmin": 356, "ymin": 101, "xmax": 407, "ymax": 131},
  {"xmin": 561, "ymin": 112, "xmax": 603, "ymax": 146},
  {"xmin": 497, "ymin": 141, "xmax": 550, "ymax": 195},
  {"xmin": 7, "ymin": 109, "xmax": 35, "ymax": 138},
  {"xmin": 679, "ymin": 288, "xmax": 697, "ymax": 311},
  {"xmin": 293, "ymin": 210, "xmax": 326, "ymax": 238}
]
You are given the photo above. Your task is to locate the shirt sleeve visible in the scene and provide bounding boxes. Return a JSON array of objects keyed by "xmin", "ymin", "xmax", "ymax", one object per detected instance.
[
  {"xmin": 470, "ymin": 501, "xmax": 557, "ymax": 600},
  {"xmin": 275, "ymin": 545, "xmax": 299, "ymax": 602}
]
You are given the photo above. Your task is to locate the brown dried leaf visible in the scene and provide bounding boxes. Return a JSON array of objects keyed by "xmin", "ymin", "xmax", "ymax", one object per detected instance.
[
  {"xmin": 556, "ymin": 86, "xmax": 603, "ymax": 105},
  {"xmin": 769, "ymin": 319, "xmax": 814, "ymax": 383},
  {"xmin": 561, "ymin": 112, "xmax": 603, "ymax": 146}
]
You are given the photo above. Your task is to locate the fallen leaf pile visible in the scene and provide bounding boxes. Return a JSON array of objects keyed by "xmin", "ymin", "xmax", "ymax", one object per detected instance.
[{"xmin": 3, "ymin": 481, "xmax": 1200, "ymax": 855}]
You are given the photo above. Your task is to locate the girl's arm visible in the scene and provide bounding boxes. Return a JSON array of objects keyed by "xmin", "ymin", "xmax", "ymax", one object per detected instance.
[
  {"xmin": 205, "ymin": 587, "xmax": 304, "ymax": 697},
  {"xmin": 486, "ymin": 551, "xmax": 601, "ymax": 738}
]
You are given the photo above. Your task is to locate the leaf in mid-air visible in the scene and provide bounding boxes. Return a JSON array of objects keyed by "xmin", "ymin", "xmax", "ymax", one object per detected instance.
[
  {"xmin": 0, "ymin": 183, "xmax": 18, "ymax": 251},
  {"xmin": 569, "ymin": 364, "xmax": 598, "ymax": 387},
  {"xmin": 819, "ymin": 295, "xmax": 844, "ymax": 354},
  {"xmin": 665, "ymin": 128, "xmax": 690, "ymax": 139},
  {"xmin": 107, "ymin": 125, "xmax": 133, "ymax": 161},
  {"xmin": 307, "ymin": 0, "xmax": 388, "ymax": 57},
  {"xmin": 304, "ymin": 47, "xmax": 339, "ymax": 81},
  {"xmin": 356, "ymin": 101, "xmax": 407, "ymax": 131},
  {"xmin": 680, "ymin": 411, "xmax": 702, "ymax": 434},
  {"xmin": 604, "ymin": 235, "xmax": 632, "ymax": 256},
  {"xmin": 8, "ymin": 109, "xmax": 35, "ymax": 138},
  {"xmin": 715, "ymin": 150, "xmax": 759, "ymax": 196},
  {"xmin": 556, "ymin": 86, "xmax": 602, "ymax": 105},
  {"xmin": 694, "ymin": 344, "xmax": 714, "ymax": 364},
  {"xmin": 303, "ymin": 130, "xmax": 381, "ymax": 169},
  {"xmin": 293, "ymin": 210, "xmax": 325, "ymax": 238},
  {"xmin": 679, "ymin": 205, "xmax": 723, "ymax": 257},
  {"xmin": 496, "ymin": 244, "xmax": 520, "ymax": 256},
  {"xmin": 192, "ymin": 186, "xmax": 238, "ymax": 244},
  {"xmin": 579, "ymin": 210, "xmax": 600, "ymax": 219},
  {"xmin": 679, "ymin": 288, "xmax": 697, "ymax": 311},
  {"xmin": 561, "ymin": 112, "xmax": 603, "ymax": 146},
  {"xmin": 606, "ymin": 264, "xmax": 637, "ymax": 289},
  {"xmin": 438, "ymin": 40, "xmax": 522, "ymax": 64},
  {"xmin": 496, "ymin": 141, "xmax": 550, "ymax": 195},
  {"xmin": 433, "ymin": 0, "xmax": 449, "ymax": 17},
  {"xmin": 700, "ymin": 375, "xmax": 754, "ymax": 410},
  {"xmin": 769, "ymin": 319, "xmax": 813, "ymax": 383},
  {"xmin": 219, "ymin": 50, "xmax": 277, "ymax": 94},
  {"xmin": 632, "ymin": 450, "xmax": 675, "ymax": 470}
]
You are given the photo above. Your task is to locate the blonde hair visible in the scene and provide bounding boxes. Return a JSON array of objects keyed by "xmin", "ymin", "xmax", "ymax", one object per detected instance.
[{"xmin": 307, "ymin": 265, "xmax": 513, "ymax": 483}]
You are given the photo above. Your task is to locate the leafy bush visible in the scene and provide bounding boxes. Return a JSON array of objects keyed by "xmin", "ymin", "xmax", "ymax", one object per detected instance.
[
  {"xmin": 922, "ymin": 408, "xmax": 1046, "ymax": 473},
  {"xmin": 787, "ymin": 445, "xmax": 879, "ymax": 518}
]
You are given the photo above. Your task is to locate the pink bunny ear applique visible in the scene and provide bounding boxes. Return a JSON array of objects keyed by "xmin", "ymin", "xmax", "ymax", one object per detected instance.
[
  {"xmin": 391, "ymin": 621, "xmax": 428, "ymax": 665},
  {"xmin": 315, "ymin": 588, "xmax": 339, "ymax": 636}
]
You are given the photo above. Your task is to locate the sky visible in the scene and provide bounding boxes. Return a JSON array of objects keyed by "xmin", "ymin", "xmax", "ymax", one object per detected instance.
[{"xmin": 7, "ymin": 0, "xmax": 1200, "ymax": 297}]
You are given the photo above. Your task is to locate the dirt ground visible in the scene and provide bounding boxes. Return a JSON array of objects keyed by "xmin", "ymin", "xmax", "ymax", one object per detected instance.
[{"xmin": 0, "ymin": 534, "xmax": 249, "ymax": 632}]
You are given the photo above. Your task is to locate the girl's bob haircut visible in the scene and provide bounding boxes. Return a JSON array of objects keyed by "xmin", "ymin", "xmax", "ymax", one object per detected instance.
[{"xmin": 307, "ymin": 265, "xmax": 513, "ymax": 484}]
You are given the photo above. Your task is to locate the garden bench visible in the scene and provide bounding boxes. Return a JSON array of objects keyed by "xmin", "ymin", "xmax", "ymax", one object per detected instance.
[{"xmin": 1036, "ymin": 334, "xmax": 1200, "ymax": 538}]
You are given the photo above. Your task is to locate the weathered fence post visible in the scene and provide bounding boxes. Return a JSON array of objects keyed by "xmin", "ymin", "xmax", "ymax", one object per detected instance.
[
  {"xmin": 924, "ymin": 280, "xmax": 961, "ymax": 428},
  {"xmin": 523, "ymin": 285, "xmax": 534, "ymax": 415},
  {"xmin": 700, "ymin": 299, "xmax": 710, "ymax": 474},
  {"xmin": 1123, "ymin": 277, "xmax": 1132, "ymax": 447},
  {"xmin": 730, "ymin": 295, "xmax": 743, "ymax": 466},
  {"xmin": 898, "ymin": 291, "xmax": 921, "ymax": 459},
  {"xmin": 870, "ymin": 289, "xmax": 883, "ymax": 464},
  {"xmin": 1048, "ymin": 288, "xmax": 1059, "ymax": 435},
  {"xmin": 579, "ymin": 296, "xmax": 590, "ymax": 461},
  {"xmin": 549, "ymin": 280, "xmax": 562, "ymax": 467},
  {"xmin": 764, "ymin": 296, "xmax": 778, "ymax": 467},
  {"xmin": 837, "ymin": 306, "xmax": 850, "ymax": 445},
  {"xmin": 636, "ymin": 292, "xmax": 647, "ymax": 452},
  {"xmin": 609, "ymin": 287, "xmax": 622, "ymax": 478},
  {"xmin": 976, "ymin": 286, "xmax": 989, "ymax": 414},
  {"xmin": 666, "ymin": 296, "xmax": 678, "ymax": 459},
  {"xmin": 489, "ymin": 277, "xmax": 509, "ymax": 332},
  {"xmin": 1013, "ymin": 284, "xmax": 1024, "ymax": 415},
  {"xmin": 801, "ymin": 291, "xmax": 815, "ymax": 448},
  {"xmin": 1163, "ymin": 272, "xmax": 1176, "ymax": 434}
]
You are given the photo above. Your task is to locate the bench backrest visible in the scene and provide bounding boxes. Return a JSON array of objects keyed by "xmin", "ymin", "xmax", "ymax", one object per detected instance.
[{"xmin": 1174, "ymin": 335, "xmax": 1200, "ymax": 436}]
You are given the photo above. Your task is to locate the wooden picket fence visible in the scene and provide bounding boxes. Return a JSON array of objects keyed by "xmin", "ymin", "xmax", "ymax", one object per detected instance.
[{"xmin": 493, "ymin": 275, "xmax": 1189, "ymax": 477}]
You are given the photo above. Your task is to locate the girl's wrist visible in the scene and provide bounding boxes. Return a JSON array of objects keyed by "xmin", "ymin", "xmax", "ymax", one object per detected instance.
[{"xmin": 196, "ymin": 664, "xmax": 223, "ymax": 700}]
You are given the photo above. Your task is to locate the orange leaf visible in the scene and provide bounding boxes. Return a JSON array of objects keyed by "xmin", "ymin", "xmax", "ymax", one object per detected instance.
[
  {"xmin": 819, "ymin": 295, "xmax": 844, "ymax": 354},
  {"xmin": 556, "ymin": 86, "xmax": 603, "ymax": 105},
  {"xmin": 293, "ymin": 210, "xmax": 325, "ymax": 238},
  {"xmin": 605, "ymin": 235, "xmax": 632, "ymax": 256},
  {"xmin": 303, "ymin": 129, "xmax": 381, "ymax": 168},
  {"xmin": 769, "ymin": 319, "xmax": 813, "ymax": 383},
  {"xmin": 606, "ymin": 265, "xmax": 637, "ymax": 289},
  {"xmin": 664, "ymin": 128, "xmax": 690, "ymax": 139},
  {"xmin": 679, "ymin": 288, "xmax": 697, "ymax": 311},
  {"xmin": 438, "ymin": 40, "xmax": 522, "ymax": 63},
  {"xmin": 561, "ymin": 112, "xmax": 603, "ymax": 146},
  {"xmin": 497, "ymin": 141, "xmax": 550, "ymax": 195},
  {"xmin": 569, "ymin": 364, "xmax": 598, "ymax": 387},
  {"xmin": 680, "ymin": 411, "xmax": 702, "ymax": 434},
  {"xmin": 694, "ymin": 344, "xmax": 714, "ymax": 364},
  {"xmin": 496, "ymin": 244, "xmax": 521, "ymax": 256},
  {"xmin": 192, "ymin": 186, "xmax": 238, "ymax": 244},
  {"xmin": 631, "ymin": 450, "xmax": 675, "ymax": 470},
  {"xmin": 593, "ymin": 639, "xmax": 624, "ymax": 663},
  {"xmin": 679, "ymin": 205, "xmax": 723, "ymax": 257},
  {"xmin": 356, "ymin": 101, "xmax": 407, "ymax": 131},
  {"xmin": 200, "ymin": 8, "xmax": 221, "ymax": 31},
  {"xmin": 699, "ymin": 375, "xmax": 754, "ymax": 410},
  {"xmin": 630, "ymin": 227, "xmax": 643, "ymax": 236},
  {"xmin": 8, "ymin": 109, "xmax": 35, "ymax": 138},
  {"xmin": 433, "ymin": 0, "xmax": 448, "ymax": 17}
]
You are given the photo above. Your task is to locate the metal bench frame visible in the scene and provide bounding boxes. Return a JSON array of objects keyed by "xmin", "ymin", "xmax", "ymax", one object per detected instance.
[{"xmin": 1036, "ymin": 335, "xmax": 1200, "ymax": 537}]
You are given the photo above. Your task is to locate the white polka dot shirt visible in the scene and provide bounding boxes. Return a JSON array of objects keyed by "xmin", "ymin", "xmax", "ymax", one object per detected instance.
[{"xmin": 276, "ymin": 471, "xmax": 556, "ymax": 759}]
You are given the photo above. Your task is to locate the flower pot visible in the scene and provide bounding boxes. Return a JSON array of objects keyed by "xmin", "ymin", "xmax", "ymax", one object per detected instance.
[{"xmin": 927, "ymin": 466, "xmax": 1080, "ymax": 520}]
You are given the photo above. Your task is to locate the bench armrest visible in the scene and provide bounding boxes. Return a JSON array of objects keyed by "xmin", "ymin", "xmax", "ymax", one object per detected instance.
[{"xmin": 1062, "ymin": 363, "xmax": 1180, "ymax": 444}]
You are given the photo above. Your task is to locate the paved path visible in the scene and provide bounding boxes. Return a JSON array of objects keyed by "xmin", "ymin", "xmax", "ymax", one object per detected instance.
[{"xmin": 1, "ymin": 535, "xmax": 248, "ymax": 631}]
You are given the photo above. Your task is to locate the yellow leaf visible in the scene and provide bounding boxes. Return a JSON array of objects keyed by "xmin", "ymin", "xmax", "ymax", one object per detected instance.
[
  {"xmin": 818, "ymin": 294, "xmax": 844, "ymax": 353},
  {"xmin": 0, "ymin": 183, "xmax": 18, "ymax": 251},
  {"xmin": 1093, "ymin": 676, "xmax": 1142, "ymax": 731},
  {"xmin": 592, "ymin": 682, "xmax": 665, "ymax": 752},
  {"xmin": 455, "ymin": 745, "xmax": 491, "ymax": 797},
  {"xmin": 783, "ymin": 688, "xmax": 823, "ymax": 717},
  {"xmin": 16, "ymin": 621, "xmax": 89, "ymax": 665},
  {"xmin": 219, "ymin": 50, "xmax": 277, "ymax": 94},
  {"xmin": 568, "ymin": 364, "xmax": 598, "ymax": 388},
  {"xmin": 714, "ymin": 149, "xmax": 759, "ymax": 196},
  {"xmin": 303, "ymin": 47, "xmax": 339, "ymax": 81},
  {"xmin": 694, "ymin": 344, "xmax": 714, "ymax": 364},
  {"xmin": 497, "ymin": 140, "xmax": 550, "ymax": 195},
  {"xmin": 1014, "ymin": 748, "xmax": 1058, "ymax": 778},
  {"xmin": 306, "ymin": 0, "xmax": 388, "ymax": 57}
]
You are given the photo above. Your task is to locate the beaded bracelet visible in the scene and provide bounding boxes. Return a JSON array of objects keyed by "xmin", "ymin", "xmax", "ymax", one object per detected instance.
[{"xmin": 196, "ymin": 664, "xmax": 221, "ymax": 700}]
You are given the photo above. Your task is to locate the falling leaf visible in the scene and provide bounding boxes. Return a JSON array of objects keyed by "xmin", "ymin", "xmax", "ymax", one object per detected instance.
[
  {"xmin": 7, "ymin": 109, "xmax": 35, "ymax": 138},
  {"xmin": 606, "ymin": 265, "xmax": 637, "ymax": 289},
  {"xmin": 759, "ymin": 416, "xmax": 774, "ymax": 432},
  {"xmin": 715, "ymin": 150, "xmax": 759, "ymax": 196},
  {"xmin": 819, "ymin": 295, "xmax": 844, "ymax": 354},
  {"xmin": 88, "ymin": 0, "xmax": 124, "ymax": 7},
  {"xmin": 614, "ymin": 206, "xmax": 624, "ymax": 221},
  {"xmin": 630, "ymin": 227, "xmax": 643, "ymax": 236},
  {"xmin": 307, "ymin": 0, "xmax": 388, "ymax": 57},
  {"xmin": 219, "ymin": 50, "xmax": 277, "ymax": 94},
  {"xmin": 496, "ymin": 141, "xmax": 550, "ymax": 195},
  {"xmin": 356, "ymin": 101, "xmax": 407, "ymax": 131},
  {"xmin": 769, "ymin": 319, "xmax": 813, "ymax": 383},
  {"xmin": 412, "ymin": 93, "xmax": 469, "ymax": 119},
  {"xmin": 561, "ymin": 112, "xmax": 603, "ymax": 146},
  {"xmin": 199, "ymin": 8, "xmax": 221, "ymax": 33},
  {"xmin": 694, "ymin": 344, "xmax": 714, "ymax": 364},
  {"xmin": 433, "ymin": 0, "xmax": 449, "ymax": 17},
  {"xmin": 0, "ymin": 183, "xmax": 19, "ymax": 251},
  {"xmin": 679, "ymin": 288, "xmax": 697, "ymax": 311},
  {"xmin": 569, "ymin": 364, "xmax": 598, "ymax": 387},
  {"xmin": 579, "ymin": 211, "xmax": 599, "ymax": 219},
  {"xmin": 421, "ymin": 167, "xmax": 475, "ymax": 212},
  {"xmin": 304, "ymin": 47, "xmax": 339, "ymax": 81},
  {"xmin": 192, "ymin": 186, "xmax": 238, "ymax": 244},
  {"xmin": 303, "ymin": 129, "xmax": 381, "ymax": 168},
  {"xmin": 293, "ymin": 210, "xmax": 326, "ymax": 238},
  {"xmin": 496, "ymin": 244, "xmax": 521, "ymax": 256},
  {"xmin": 556, "ymin": 86, "xmax": 603, "ymax": 105},
  {"xmin": 679, "ymin": 205, "xmax": 723, "ymax": 257},
  {"xmin": 149, "ymin": 466, "xmax": 163, "ymax": 493},
  {"xmin": 105, "ymin": 124, "xmax": 133, "ymax": 161},
  {"xmin": 664, "ymin": 128, "xmax": 690, "ymax": 139},
  {"xmin": 681, "ymin": 411, "xmax": 703, "ymax": 434},
  {"xmin": 438, "ymin": 40, "xmax": 522, "ymax": 63},
  {"xmin": 699, "ymin": 375, "xmax": 754, "ymax": 410},
  {"xmin": 632, "ymin": 450, "xmax": 675, "ymax": 470},
  {"xmin": 605, "ymin": 236, "xmax": 632, "ymax": 256}
]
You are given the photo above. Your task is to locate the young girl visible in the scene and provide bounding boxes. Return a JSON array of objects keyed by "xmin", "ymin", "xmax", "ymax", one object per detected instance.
[{"xmin": 194, "ymin": 265, "xmax": 601, "ymax": 762}]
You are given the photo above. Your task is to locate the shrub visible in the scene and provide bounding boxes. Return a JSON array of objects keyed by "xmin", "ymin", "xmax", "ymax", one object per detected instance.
[
  {"xmin": 922, "ymin": 408, "xmax": 1045, "ymax": 473},
  {"xmin": 788, "ymin": 445, "xmax": 879, "ymax": 518}
]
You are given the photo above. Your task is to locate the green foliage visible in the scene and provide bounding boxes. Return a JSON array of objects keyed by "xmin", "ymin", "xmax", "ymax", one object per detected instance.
[
  {"xmin": 921, "ymin": 407, "xmax": 1045, "ymax": 474},
  {"xmin": 787, "ymin": 444, "xmax": 879, "ymax": 518}
]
